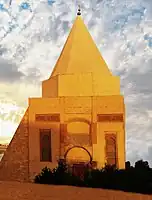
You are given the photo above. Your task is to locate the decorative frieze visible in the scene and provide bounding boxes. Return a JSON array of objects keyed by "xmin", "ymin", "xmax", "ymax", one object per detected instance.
[
  {"xmin": 97, "ymin": 114, "xmax": 123, "ymax": 122},
  {"xmin": 65, "ymin": 107, "xmax": 91, "ymax": 114},
  {"xmin": 64, "ymin": 97, "xmax": 91, "ymax": 114},
  {"xmin": 71, "ymin": 134, "xmax": 90, "ymax": 146},
  {"xmin": 64, "ymin": 134, "xmax": 90, "ymax": 147},
  {"xmin": 35, "ymin": 114, "xmax": 60, "ymax": 122}
]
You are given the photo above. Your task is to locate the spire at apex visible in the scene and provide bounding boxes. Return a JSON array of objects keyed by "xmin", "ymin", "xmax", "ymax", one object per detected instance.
[{"xmin": 77, "ymin": 5, "xmax": 81, "ymax": 16}]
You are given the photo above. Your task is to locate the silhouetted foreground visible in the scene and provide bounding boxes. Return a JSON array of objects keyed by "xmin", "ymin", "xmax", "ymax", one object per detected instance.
[{"xmin": 34, "ymin": 160, "xmax": 152, "ymax": 195}]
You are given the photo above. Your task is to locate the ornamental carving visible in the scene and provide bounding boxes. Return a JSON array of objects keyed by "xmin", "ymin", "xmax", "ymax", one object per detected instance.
[
  {"xmin": 65, "ymin": 107, "xmax": 91, "ymax": 114},
  {"xmin": 64, "ymin": 134, "xmax": 90, "ymax": 147},
  {"xmin": 97, "ymin": 114, "xmax": 123, "ymax": 122},
  {"xmin": 35, "ymin": 114, "xmax": 60, "ymax": 122}
]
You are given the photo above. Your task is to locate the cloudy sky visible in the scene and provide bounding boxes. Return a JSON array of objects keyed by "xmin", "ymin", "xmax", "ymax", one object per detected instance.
[{"xmin": 0, "ymin": 0, "xmax": 152, "ymax": 165}]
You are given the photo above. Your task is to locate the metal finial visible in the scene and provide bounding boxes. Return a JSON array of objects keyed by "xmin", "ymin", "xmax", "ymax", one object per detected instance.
[
  {"xmin": 77, "ymin": 5, "xmax": 81, "ymax": 16},
  {"xmin": 9, "ymin": 0, "xmax": 12, "ymax": 6}
]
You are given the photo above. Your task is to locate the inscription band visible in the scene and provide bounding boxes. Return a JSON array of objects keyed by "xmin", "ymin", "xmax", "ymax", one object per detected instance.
[
  {"xmin": 35, "ymin": 114, "xmax": 60, "ymax": 122},
  {"xmin": 97, "ymin": 114, "xmax": 123, "ymax": 122}
]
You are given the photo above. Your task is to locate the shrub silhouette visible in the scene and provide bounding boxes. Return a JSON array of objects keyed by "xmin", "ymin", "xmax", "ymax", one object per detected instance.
[
  {"xmin": 135, "ymin": 159, "xmax": 149, "ymax": 170},
  {"xmin": 34, "ymin": 159, "xmax": 152, "ymax": 194},
  {"xmin": 34, "ymin": 160, "xmax": 83, "ymax": 186},
  {"xmin": 125, "ymin": 161, "xmax": 131, "ymax": 169},
  {"xmin": 34, "ymin": 166, "xmax": 54, "ymax": 184}
]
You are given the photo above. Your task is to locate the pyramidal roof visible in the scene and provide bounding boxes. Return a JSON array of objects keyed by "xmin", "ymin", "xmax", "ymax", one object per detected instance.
[{"xmin": 50, "ymin": 15, "xmax": 112, "ymax": 77}]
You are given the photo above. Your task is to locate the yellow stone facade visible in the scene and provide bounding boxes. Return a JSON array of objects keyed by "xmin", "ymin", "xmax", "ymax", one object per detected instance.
[{"xmin": 0, "ymin": 15, "xmax": 125, "ymax": 182}]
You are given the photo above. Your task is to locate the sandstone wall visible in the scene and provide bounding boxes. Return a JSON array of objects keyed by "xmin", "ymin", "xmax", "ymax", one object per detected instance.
[{"xmin": 0, "ymin": 108, "xmax": 29, "ymax": 182}]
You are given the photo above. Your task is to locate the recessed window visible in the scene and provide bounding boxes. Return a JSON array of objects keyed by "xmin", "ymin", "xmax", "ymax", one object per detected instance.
[
  {"xmin": 40, "ymin": 129, "xmax": 52, "ymax": 162},
  {"xmin": 105, "ymin": 134, "xmax": 117, "ymax": 166}
]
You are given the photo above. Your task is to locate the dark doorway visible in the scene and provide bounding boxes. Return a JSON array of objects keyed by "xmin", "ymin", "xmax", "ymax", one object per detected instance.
[{"xmin": 72, "ymin": 163, "xmax": 87, "ymax": 179}]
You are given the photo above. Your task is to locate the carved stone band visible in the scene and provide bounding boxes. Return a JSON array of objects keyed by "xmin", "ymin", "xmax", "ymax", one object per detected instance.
[
  {"xmin": 97, "ymin": 114, "xmax": 123, "ymax": 122},
  {"xmin": 35, "ymin": 114, "xmax": 60, "ymax": 122}
]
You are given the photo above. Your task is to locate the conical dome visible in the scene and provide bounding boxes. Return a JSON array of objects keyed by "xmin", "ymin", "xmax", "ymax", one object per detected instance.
[{"xmin": 51, "ymin": 16, "xmax": 111, "ymax": 77}]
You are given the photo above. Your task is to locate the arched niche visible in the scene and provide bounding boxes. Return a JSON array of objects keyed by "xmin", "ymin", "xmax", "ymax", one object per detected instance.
[
  {"xmin": 67, "ymin": 121, "xmax": 90, "ymax": 134},
  {"xmin": 65, "ymin": 118, "xmax": 91, "ymax": 146}
]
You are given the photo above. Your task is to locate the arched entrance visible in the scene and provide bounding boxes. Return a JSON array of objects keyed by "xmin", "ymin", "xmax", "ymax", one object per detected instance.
[
  {"xmin": 64, "ymin": 146, "xmax": 92, "ymax": 178},
  {"xmin": 64, "ymin": 146, "xmax": 92, "ymax": 163}
]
